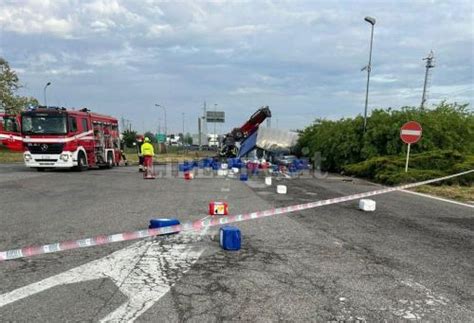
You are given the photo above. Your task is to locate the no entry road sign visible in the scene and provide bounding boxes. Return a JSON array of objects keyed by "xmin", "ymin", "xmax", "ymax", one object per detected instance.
[
  {"xmin": 400, "ymin": 121, "xmax": 422, "ymax": 172},
  {"xmin": 400, "ymin": 121, "xmax": 422, "ymax": 144}
]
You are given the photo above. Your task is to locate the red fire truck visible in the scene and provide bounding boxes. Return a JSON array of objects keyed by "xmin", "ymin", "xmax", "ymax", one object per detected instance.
[
  {"xmin": 21, "ymin": 107, "xmax": 123, "ymax": 171},
  {"xmin": 0, "ymin": 113, "xmax": 23, "ymax": 152}
]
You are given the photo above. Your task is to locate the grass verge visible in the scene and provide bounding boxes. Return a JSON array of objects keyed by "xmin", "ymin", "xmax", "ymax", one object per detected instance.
[
  {"xmin": 0, "ymin": 147, "xmax": 216, "ymax": 164},
  {"xmin": 343, "ymin": 150, "xmax": 473, "ymax": 185},
  {"xmin": 0, "ymin": 148, "xmax": 23, "ymax": 163},
  {"xmin": 411, "ymin": 185, "xmax": 474, "ymax": 203}
]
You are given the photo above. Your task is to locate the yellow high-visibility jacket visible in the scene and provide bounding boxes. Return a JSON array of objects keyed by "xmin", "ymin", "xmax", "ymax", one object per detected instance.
[{"xmin": 141, "ymin": 142, "xmax": 155, "ymax": 157}]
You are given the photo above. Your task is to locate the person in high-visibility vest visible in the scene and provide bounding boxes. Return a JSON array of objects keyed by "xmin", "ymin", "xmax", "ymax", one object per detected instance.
[
  {"xmin": 141, "ymin": 137, "xmax": 155, "ymax": 174},
  {"xmin": 136, "ymin": 135, "xmax": 145, "ymax": 172}
]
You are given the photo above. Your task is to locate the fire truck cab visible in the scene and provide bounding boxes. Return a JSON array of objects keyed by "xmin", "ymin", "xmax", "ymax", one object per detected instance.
[
  {"xmin": 21, "ymin": 107, "xmax": 122, "ymax": 171},
  {"xmin": 0, "ymin": 113, "xmax": 22, "ymax": 152}
]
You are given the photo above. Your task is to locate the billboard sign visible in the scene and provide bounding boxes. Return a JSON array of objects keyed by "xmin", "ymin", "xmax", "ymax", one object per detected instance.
[{"xmin": 206, "ymin": 111, "xmax": 225, "ymax": 123}]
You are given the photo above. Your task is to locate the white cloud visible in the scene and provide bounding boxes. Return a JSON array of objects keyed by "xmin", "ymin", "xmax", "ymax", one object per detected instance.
[
  {"xmin": 90, "ymin": 19, "xmax": 116, "ymax": 32},
  {"xmin": 229, "ymin": 87, "xmax": 274, "ymax": 95},
  {"xmin": 83, "ymin": 0, "xmax": 125, "ymax": 15},
  {"xmin": 49, "ymin": 67, "xmax": 94, "ymax": 76},
  {"xmin": 0, "ymin": 6, "xmax": 75, "ymax": 37},
  {"xmin": 372, "ymin": 74, "xmax": 398, "ymax": 83},
  {"xmin": 1, "ymin": 0, "xmax": 472, "ymax": 132},
  {"xmin": 147, "ymin": 24, "xmax": 173, "ymax": 38},
  {"xmin": 222, "ymin": 24, "xmax": 269, "ymax": 35},
  {"xmin": 167, "ymin": 46, "xmax": 199, "ymax": 54}
]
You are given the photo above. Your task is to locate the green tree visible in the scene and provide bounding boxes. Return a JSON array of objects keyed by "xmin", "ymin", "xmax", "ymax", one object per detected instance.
[
  {"xmin": 184, "ymin": 133, "xmax": 193, "ymax": 145},
  {"xmin": 122, "ymin": 129, "xmax": 137, "ymax": 148},
  {"xmin": 0, "ymin": 57, "xmax": 38, "ymax": 113}
]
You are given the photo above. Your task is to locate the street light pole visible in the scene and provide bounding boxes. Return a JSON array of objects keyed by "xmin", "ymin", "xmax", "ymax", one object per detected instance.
[
  {"xmin": 363, "ymin": 16, "xmax": 376, "ymax": 133},
  {"xmin": 43, "ymin": 82, "xmax": 51, "ymax": 106},
  {"xmin": 182, "ymin": 112, "xmax": 185, "ymax": 136},
  {"xmin": 213, "ymin": 103, "xmax": 217, "ymax": 136}
]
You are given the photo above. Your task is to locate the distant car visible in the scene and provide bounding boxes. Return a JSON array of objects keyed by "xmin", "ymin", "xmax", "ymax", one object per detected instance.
[{"xmin": 274, "ymin": 155, "xmax": 297, "ymax": 166}]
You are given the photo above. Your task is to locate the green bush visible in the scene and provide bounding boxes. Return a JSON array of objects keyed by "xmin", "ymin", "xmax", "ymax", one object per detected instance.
[
  {"xmin": 297, "ymin": 102, "xmax": 474, "ymax": 173},
  {"xmin": 343, "ymin": 150, "xmax": 473, "ymax": 185}
]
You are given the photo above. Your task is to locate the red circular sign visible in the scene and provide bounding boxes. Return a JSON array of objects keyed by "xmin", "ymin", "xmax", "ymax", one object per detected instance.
[{"xmin": 400, "ymin": 121, "xmax": 422, "ymax": 144}]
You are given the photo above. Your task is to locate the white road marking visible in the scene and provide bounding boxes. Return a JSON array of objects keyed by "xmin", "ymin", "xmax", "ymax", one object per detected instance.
[
  {"xmin": 390, "ymin": 279, "xmax": 451, "ymax": 320},
  {"xmin": 401, "ymin": 129, "xmax": 421, "ymax": 136},
  {"xmin": 0, "ymin": 228, "xmax": 209, "ymax": 322},
  {"xmin": 401, "ymin": 189, "xmax": 474, "ymax": 209}
]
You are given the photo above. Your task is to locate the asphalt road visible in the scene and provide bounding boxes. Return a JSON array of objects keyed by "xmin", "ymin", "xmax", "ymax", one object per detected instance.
[{"xmin": 0, "ymin": 164, "xmax": 472, "ymax": 321}]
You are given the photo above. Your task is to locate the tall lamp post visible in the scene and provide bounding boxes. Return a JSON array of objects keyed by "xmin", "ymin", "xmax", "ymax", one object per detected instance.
[
  {"xmin": 154, "ymin": 104, "xmax": 167, "ymax": 139},
  {"xmin": 362, "ymin": 16, "xmax": 376, "ymax": 133},
  {"xmin": 182, "ymin": 112, "xmax": 185, "ymax": 137},
  {"xmin": 213, "ymin": 103, "xmax": 217, "ymax": 136},
  {"xmin": 43, "ymin": 82, "xmax": 51, "ymax": 106}
]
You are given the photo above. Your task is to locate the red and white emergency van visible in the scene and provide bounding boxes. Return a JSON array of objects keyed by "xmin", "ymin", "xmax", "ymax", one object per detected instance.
[
  {"xmin": 0, "ymin": 113, "xmax": 23, "ymax": 152},
  {"xmin": 21, "ymin": 107, "xmax": 123, "ymax": 171}
]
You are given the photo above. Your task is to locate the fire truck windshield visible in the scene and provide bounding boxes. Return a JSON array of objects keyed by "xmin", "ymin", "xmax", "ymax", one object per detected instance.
[{"xmin": 22, "ymin": 114, "xmax": 67, "ymax": 135}]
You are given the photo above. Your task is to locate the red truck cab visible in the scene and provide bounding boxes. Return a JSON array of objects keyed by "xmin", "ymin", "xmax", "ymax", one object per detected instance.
[
  {"xmin": 22, "ymin": 107, "xmax": 122, "ymax": 171},
  {"xmin": 0, "ymin": 113, "xmax": 23, "ymax": 152}
]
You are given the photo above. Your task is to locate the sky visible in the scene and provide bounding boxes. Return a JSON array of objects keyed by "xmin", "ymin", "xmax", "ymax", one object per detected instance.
[{"xmin": 0, "ymin": 0, "xmax": 472, "ymax": 134}]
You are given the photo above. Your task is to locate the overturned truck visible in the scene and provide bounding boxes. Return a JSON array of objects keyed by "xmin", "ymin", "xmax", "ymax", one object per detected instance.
[{"xmin": 219, "ymin": 106, "xmax": 298, "ymax": 159}]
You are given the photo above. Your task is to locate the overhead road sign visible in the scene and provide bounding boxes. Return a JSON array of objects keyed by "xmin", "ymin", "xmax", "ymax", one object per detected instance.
[{"xmin": 206, "ymin": 111, "xmax": 225, "ymax": 123}]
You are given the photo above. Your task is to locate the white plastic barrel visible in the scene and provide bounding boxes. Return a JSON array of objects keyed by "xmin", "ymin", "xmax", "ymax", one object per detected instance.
[
  {"xmin": 359, "ymin": 199, "xmax": 376, "ymax": 211},
  {"xmin": 277, "ymin": 185, "xmax": 287, "ymax": 194},
  {"xmin": 265, "ymin": 177, "xmax": 272, "ymax": 186}
]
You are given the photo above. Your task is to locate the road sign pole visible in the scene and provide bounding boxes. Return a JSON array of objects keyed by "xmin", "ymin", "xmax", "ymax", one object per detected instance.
[{"xmin": 405, "ymin": 143, "xmax": 411, "ymax": 173}]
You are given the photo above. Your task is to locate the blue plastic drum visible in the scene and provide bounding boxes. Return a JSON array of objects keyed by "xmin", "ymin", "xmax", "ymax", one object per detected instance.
[
  {"xmin": 149, "ymin": 218, "xmax": 181, "ymax": 235},
  {"xmin": 219, "ymin": 226, "xmax": 241, "ymax": 251}
]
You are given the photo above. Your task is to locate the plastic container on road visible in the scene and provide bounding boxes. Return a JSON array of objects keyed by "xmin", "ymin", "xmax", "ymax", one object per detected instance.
[
  {"xmin": 359, "ymin": 199, "xmax": 376, "ymax": 211},
  {"xmin": 217, "ymin": 169, "xmax": 227, "ymax": 176},
  {"xmin": 220, "ymin": 226, "xmax": 241, "ymax": 251},
  {"xmin": 277, "ymin": 185, "xmax": 287, "ymax": 194},
  {"xmin": 184, "ymin": 171, "xmax": 194, "ymax": 180},
  {"xmin": 209, "ymin": 201, "xmax": 229, "ymax": 215},
  {"xmin": 179, "ymin": 164, "xmax": 190, "ymax": 172},
  {"xmin": 265, "ymin": 177, "xmax": 272, "ymax": 186},
  {"xmin": 149, "ymin": 218, "xmax": 181, "ymax": 235}
]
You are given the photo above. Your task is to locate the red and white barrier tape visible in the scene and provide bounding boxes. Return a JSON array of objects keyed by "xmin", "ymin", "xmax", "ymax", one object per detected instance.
[{"xmin": 1, "ymin": 169, "xmax": 472, "ymax": 262}]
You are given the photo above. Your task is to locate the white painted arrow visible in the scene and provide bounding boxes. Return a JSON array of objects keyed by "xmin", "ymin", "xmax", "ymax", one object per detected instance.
[{"xmin": 0, "ymin": 228, "xmax": 209, "ymax": 322}]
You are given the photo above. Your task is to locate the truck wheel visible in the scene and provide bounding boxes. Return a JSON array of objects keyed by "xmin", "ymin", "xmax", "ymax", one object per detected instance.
[
  {"xmin": 234, "ymin": 130, "xmax": 244, "ymax": 140},
  {"xmin": 105, "ymin": 152, "xmax": 114, "ymax": 169},
  {"xmin": 76, "ymin": 152, "xmax": 88, "ymax": 172}
]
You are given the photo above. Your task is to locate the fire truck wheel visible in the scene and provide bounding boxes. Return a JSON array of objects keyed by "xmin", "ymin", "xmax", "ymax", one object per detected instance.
[
  {"xmin": 76, "ymin": 152, "xmax": 88, "ymax": 172},
  {"xmin": 106, "ymin": 152, "xmax": 114, "ymax": 169}
]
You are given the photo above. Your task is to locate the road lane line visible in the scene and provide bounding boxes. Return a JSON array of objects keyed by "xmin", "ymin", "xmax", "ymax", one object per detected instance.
[{"xmin": 401, "ymin": 190, "xmax": 474, "ymax": 209}]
